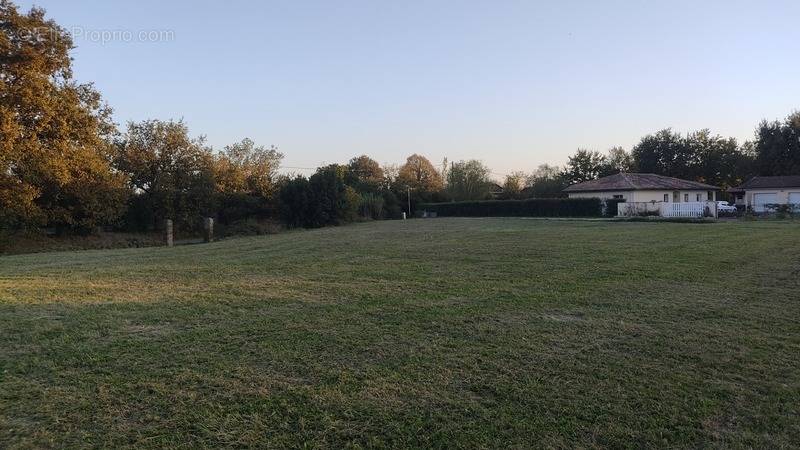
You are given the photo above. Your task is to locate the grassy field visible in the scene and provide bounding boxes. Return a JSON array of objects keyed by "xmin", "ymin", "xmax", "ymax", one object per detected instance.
[{"xmin": 1, "ymin": 218, "xmax": 799, "ymax": 448}]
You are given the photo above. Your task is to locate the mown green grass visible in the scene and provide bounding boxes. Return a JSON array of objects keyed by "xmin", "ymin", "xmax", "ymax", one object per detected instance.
[{"xmin": 1, "ymin": 218, "xmax": 799, "ymax": 449}]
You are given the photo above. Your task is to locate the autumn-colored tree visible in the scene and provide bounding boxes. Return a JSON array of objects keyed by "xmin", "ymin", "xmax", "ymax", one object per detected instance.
[
  {"xmin": 0, "ymin": 1, "xmax": 128, "ymax": 229},
  {"xmin": 346, "ymin": 155, "xmax": 384, "ymax": 193},
  {"xmin": 115, "ymin": 120, "xmax": 216, "ymax": 230},
  {"xmin": 214, "ymin": 138, "xmax": 283, "ymax": 197},
  {"xmin": 397, "ymin": 154, "xmax": 443, "ymax": 194}
]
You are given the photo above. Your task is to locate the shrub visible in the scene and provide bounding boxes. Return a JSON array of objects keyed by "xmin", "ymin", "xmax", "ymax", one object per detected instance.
[
  {"xmin": 278, "ymin": 176, "xmax": 314, "ymax": 228},
  {"xmin": 359, "ymin": 193, "xmax": 385, "ymax": 219},
  {"xmin": 215, "ymin": 192, "xmax": 272, "ymax": 225},
  {"xmin": 381, "ymin": 190, "xmax": 403, "ymax": 219},
  {"xmin": 278, "ymin": 167, "xmax": 362, "ymax": 228},
  {"xmin": 418, "ymin": 198, "xmax": 603, "ymax": 217},
  {"xmin": 603, "ymin": 198, "xmax": 626, "ymax": 218}
]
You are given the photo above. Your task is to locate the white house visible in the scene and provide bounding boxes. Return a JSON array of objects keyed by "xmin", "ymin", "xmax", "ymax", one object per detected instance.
[
  {"xmin": 563, "ymin": 173, "xmax": 720, "ymax": 217},
  {"xmin": 564, "ymin": 173, "xmax": 719, "ymax": 202},
  {"xmin": 729, "ymin": 176, "xmax": 800, "ymax": 212}
]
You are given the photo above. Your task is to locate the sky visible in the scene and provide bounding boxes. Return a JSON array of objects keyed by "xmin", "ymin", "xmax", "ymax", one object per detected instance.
[{"xmin": 15, "ymin": 0, "xmax": 800, "ymax": 178}]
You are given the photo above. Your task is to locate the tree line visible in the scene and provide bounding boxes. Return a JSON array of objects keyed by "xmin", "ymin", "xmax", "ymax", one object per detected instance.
[{"xmin": 2, "ymin": 1, "xmax": 799, "ymax": 233}]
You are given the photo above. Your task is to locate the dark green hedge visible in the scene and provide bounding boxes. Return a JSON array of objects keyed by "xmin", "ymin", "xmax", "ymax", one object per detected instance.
[{"xmin": 418, "ymin": 198, "xmax": 604, "ymax": 217}]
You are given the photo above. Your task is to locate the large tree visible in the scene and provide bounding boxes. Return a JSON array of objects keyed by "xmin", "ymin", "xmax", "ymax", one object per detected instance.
[
  {"xmin": 631, "ymin": 128, "xmax": 754, "ymax": 187},
  {"xmin": 685, "ymin": 129, "xmax": 753, "ymax": 188},
  {"xmin": 346, "ymin": 155, "xmax": 384, "ymax": 193},
  {"xmin": 0, "ymin": 1, "xmax": 128, "ymax": 230},
  {"xmin": 215, "ymin": 138, "xmax": 283, "ymax": 197},
  {"xmin": 502, "ymin": 171, "xmax": 527, "ymax": 199},
  {"xmin": 446, "ymin": 160, "xmax": 492, "ymax": 201},
  {"xmin": 563, "ymin": 149, "xmax": 606, "ymax": 184},
  {"xmin": 523, "ymin": 164, "xmax": 568, "ymax": 198},
  {"xmin": 397, "ymin": 153, "xmax": 443, "ymax": 194},
  {"xmin": 753, "ymin": 111, "xmax": 800, "ymax": 176},
  {"xmin": 115, "ymin": 120, "xmax": 216, "ymax": 230},
  {"xmin": 278, "ymin": 164, "xmax": 359, "ymax": 228},
  {"xmin": 599, "ymin": 147, "xmax": 633, "ymax": 177},
  {"xmin": 631, "ymin": 129, "xmax": 694, "ymax": 179}
]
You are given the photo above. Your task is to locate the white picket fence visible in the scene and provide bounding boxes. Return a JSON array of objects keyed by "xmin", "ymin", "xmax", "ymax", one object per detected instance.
[
  {"xmin": 617, "ymin": 201, "xmax": 717, "ymax": 218},
  {"xmin": 660, "ymin": 202, "xmax": 716, "ymax": 218}
]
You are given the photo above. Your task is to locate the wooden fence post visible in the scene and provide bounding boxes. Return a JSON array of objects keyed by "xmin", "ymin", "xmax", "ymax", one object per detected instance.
[
  {"xmin": 165, "ymin": 219, "xmax": 173, "ymax": 247},
  {"xmin": 204, "ymin": 217, "xmax": 214, "ymax": 243}
]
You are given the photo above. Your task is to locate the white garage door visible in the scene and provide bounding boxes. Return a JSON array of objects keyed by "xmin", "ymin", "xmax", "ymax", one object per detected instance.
[
  {"xmin": 790, "ymin": 192, "xmax": 800, "ymax": 211},
  {"xmin": 753, "ymin": 193, "xmax": 778, "ymax": 212}
]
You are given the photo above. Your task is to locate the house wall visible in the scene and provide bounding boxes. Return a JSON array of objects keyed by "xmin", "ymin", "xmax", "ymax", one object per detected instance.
[
  {"xmin": 568, "ymin": 190, "xmax": 716, "ymax": 202},
  {"xmin": 744, "ymin": 186, "xmax": 800, "ymax": 207},
  {"xmin": 567, "ymin": 191, "xmax": 634, "ymax": 201},
  {"xmin": 744, "ymin": 189, "xmax": 800, "ymax": 206}
]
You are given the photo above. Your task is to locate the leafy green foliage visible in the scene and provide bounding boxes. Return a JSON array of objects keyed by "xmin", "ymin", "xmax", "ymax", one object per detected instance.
[
  {"xmin": 603, "ymin": 198, "xmax": 627, "ymax": 217},
  {"xmin": 564, "ymin": 149, "xmax": 607, "ymax": 183},
  {"xmin": 631, "ymin": 129, "xmax": 754, "ymax": 188},
  {"xmin": 114, "ymin": 120, "xmax": 216, "ymax": 231},
  {"xmin": 358, "ymin": 193, "xmax": 385, "ymax": 219},
  {"xmin": 753, "ymin": 111, "xmax": 800, "ymax": 176},
  {"xmin": 278, "ymin": 165, "xmax": 360, "ymax": 228},
  {"xmin": 522, "ymin": 165, "xmax": 569, "ymax": 198},
  {"xmin": 446, "ymin": 160, "xmax": 492, "ymax": 201}
]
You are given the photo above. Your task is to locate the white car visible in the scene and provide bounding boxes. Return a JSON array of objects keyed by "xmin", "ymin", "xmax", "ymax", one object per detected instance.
[{"xmin": 716, "ymin": 201, "xmax": 738, "ymax": 213}]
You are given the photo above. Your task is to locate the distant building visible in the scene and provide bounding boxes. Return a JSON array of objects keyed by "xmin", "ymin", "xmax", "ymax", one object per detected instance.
[
  {"xmin": 488, "ymin": 182, "xmax": 504, "ymax": 199},
  {"xmin": 729, "ymin": 176, "xmax": 800, "ymax": 212}
]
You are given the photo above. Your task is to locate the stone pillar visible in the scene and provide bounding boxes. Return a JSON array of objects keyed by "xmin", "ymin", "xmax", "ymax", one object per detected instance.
[
  {"xmin": 204, "ymin": 217, "xmax": 214, "ymax": 243},
  {"xmin": 165, "ymin": 219, "xmax": 173, "ymax": 247}
]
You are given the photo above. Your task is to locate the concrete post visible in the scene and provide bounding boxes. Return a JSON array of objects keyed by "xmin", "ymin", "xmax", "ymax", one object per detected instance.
[
  {"xmin": 165, "ymin": 219, "xmax": 173, "ymax": 247},
  {"xmin": 204, "ymin": 217, "xmax": 214, "ymax": 243}
]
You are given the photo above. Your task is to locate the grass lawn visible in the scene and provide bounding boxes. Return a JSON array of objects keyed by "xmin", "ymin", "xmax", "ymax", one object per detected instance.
[{"xmin": 1, "ymin": 218, "xmax": 799, "ymax": 448}]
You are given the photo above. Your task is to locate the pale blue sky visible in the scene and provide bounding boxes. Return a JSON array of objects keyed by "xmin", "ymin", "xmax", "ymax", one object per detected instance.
[{"xmin": 18, "ymin": 0, "xmax": 800, "ymax": 177}]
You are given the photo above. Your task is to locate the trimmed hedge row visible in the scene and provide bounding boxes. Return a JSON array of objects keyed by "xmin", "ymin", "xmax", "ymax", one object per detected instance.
[{"xmin": 418, "ymin": 198, "xmax": 604, "ymax": 217}]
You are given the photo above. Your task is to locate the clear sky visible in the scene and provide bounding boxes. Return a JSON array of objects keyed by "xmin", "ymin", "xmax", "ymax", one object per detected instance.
[{"xmin": 16, "ymin": 0, "xmax": 800, "ymax": 177}]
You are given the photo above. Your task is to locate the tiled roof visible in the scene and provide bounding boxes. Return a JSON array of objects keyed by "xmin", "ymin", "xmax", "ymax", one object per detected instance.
[
  {"xmin": 563, "ymin": 173, "xmax": 720, "ymax": 192},
  {"xmin": 732, "ymin": 176, "xmax": 800, "ymax": 190}
]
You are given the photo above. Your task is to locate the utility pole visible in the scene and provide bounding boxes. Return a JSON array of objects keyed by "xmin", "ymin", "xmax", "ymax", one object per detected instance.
[{"xmin": 407, "ymin": 186, "xmax": 412, "ymax": 217}]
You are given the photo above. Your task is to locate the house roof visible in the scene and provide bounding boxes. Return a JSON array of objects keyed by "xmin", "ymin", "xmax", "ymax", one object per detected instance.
[
  {"xmin": 563, "ymin": 173, "xmax": 720, "ymax": 193},
  {"xmin": 730, "ymin": 175, "xmax": 800, "ymax": 191}
]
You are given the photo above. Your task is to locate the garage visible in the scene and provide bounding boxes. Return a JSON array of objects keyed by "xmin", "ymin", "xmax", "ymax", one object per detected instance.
[
  {"xmin": 752, "ymin": 193, "xmax": 778, "ymax": 212},
  {"xmin": 790, "ymin": 192, "xmax": 800, "ymax": 211},
  {"xmin": 731, "ymin": 176, "xmax": 800, "ymax": 213}
]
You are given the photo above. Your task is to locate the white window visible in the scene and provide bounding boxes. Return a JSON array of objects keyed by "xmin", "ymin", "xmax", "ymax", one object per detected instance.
[
  {"xmin": 684, "ymin": 194, "xmax": 689, "ymax": 202},
  {"xmin": 663, "ymin": 194, "xmax": 669, "ymax": 202},
  {"xmin": 696, "ymin": 193, "xmax": 701, "ymax": 201}
]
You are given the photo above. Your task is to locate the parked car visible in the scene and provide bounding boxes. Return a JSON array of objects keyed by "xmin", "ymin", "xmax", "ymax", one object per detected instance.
[{"xmin": 716, "ymin": 201, "xmax": 738, "ymax": 214}]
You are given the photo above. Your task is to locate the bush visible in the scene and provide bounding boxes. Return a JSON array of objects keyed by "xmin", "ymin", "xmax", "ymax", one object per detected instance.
[
  {"xmin": 215, "ymin": 192, "xmax": 272, "ymax": 225},
  {"xmin": 359, "ymin": 193, "xmax": 385, "ymax": 219},
  {"xmin": 418, "ymin": 198, "xmax": 603, "ymax": 217},
  {"xmin": 381, "ymin": 190, "xmax": 403, "ymax": 219},
  {"xmin": 278, "ymin": 167, "xmax": 361, "ymax": 228},
  {"xmin": 603, "ymin": 198, "xmax": 626, "ymax": 217}
]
